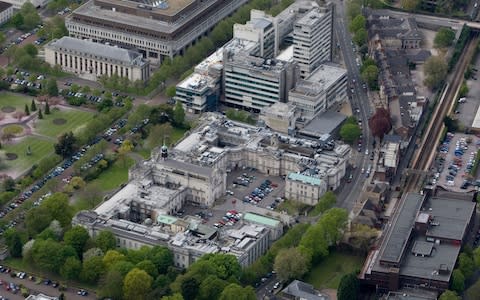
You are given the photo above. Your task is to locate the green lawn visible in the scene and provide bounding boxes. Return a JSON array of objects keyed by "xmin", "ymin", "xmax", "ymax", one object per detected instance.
[
  {"xmin": 0, "ymin": 92, "xmax": 31, "ymax": 111},
  {"xmin": 138, "ymin": 126, "xmax": 187, "ymax": 159},
  {"xmin": 35, "ymin": 108, "xmax": 95, "ymax": 138},
  {"xmin": 89, "ymin": 157, "xmax": 134, "ymax": 192},
  {"xmin": 0, "ymin": 137, "xmax": 53, "ymax": 172},
  {"xmin": 304, "ymin": 252, "xmax": 365, "ymax": 290}
]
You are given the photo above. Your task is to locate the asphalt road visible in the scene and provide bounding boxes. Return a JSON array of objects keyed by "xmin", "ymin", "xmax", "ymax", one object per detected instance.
[
  {"xmin": 334, "ymin": 1, "xmax": 372, "ymax": 212},
  {"xmin": 0, "ymin": 271, "xmax": 95, "ymax": 300}
]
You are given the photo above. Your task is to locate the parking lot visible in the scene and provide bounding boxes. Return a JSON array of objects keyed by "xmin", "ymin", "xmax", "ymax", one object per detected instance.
[
  {"xmin": 434, "ymin": 133, "xmax": 480, "ymax": 192},
  {"xmin": 181, "ymin": 168, "xmax": 287, "ymax": 229}
]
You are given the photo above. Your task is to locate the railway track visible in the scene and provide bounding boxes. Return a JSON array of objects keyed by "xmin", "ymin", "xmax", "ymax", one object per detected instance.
[{"xmin": 404, "ymin": 33, "xmax": 480, "ymax": 192}]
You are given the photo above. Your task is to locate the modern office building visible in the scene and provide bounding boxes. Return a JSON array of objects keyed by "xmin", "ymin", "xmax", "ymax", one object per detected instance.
[
  {"xmin": 66, "ymin": 0, "xmax": 249, "ymax": 63},
  {"xmin": 0, "ymin": 2, "xmax": 13, "ymax": 25},
  {"xmin": 361, "ymin": 192, "xmax": 476, "ymax": 293},
  {"xmin": 293, "ymin": 5, "xmax": 333, "ymax": 79},
  {"xmin": 233, "ymin": 10, "xmax": 276, "ymax": 58},
  {"xmin": 223, "ymin": 50, "xmax": 297, "ymax": 112},
  {"xmin": 289, "ymin": 62, "xmax": 348, "ymax": 121},
  {"xmin": 44, "ymin": 37, "xmax": 150, "ymax": 82}
]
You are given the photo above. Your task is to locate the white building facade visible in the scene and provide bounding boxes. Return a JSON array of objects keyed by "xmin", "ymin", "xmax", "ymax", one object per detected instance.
[
  {"xmin": 0, "ymin": 2, "xmax": 12, "ymax": 25},
  {"xmin": 44, "ymin": 37, "xmax": 150, "ymax": 82},
  {"xmin": 293, "ymin": 5, "xmax": 333, "ymax": 79},
  {"xmin": 285, "ymin": 173, "xmax": 328, "ymax": 205}
]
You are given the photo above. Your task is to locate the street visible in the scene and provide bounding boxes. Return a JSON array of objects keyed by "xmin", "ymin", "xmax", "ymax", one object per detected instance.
[{"xmin": 334, "ymin": 0, "xmax": 372, "ymax": 212}]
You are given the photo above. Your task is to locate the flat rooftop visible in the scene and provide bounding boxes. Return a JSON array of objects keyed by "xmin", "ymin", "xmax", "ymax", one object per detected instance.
[
  {"xmin": 380, "ymin": 193, "xmax": 425, "ymax": 264},
  {"xmin": 295, "ymin": 8, "xmax": 327, "ymax": 27},
  {"xmin": 276, "ymin": 45, "xmax": 294, "ymax": 62},
  {"xmin": 46, "ymin": 37, "xmax": 145, "ymax": 66},
  {"xmin": 244, "ymin": 212, "xmax": 280, "ymax": 227},
  {"xmin": 424, "ymin": 197, "xmax": 475, "ymax": 241},
  {"xmin": 97, "ymin": 0, "xmax": 195, "ymax": 16},
  {"xmin": 301, "ymin": 110, "xmax": 346, "ymax": 135},
  {"xmin": 288, "ymin": 172, "xmax": 322, "ymax": 186},
  {"xmin": 71, "ymin": 0, "xmax": 217, "ymax": 34},
  {"xmin": 306, "ymin": 63, "xmax": 347, "ymax": 89}
]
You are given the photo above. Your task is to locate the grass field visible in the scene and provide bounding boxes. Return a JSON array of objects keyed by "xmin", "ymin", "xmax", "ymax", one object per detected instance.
[
  {"xmin": 35, "ymin": 108, "xmax": 95, "ymax": 138},
  {"xmin": 138, "ymin": 126, "xmax": 187, "ymax": 159},
  {"xmin": 0, "ymin": 92, "xmax": 31, "ymax": 111},
  {"xmin": 0, "ymin": 137, "xmax": 53, "ymax": 172},
  {"xmin": 89, "ymin": 157, "xmax": 134, "ymax": 192},
  {"xmin": 305, "ymin": 252, "xmax": 365, "ymax": 290}
]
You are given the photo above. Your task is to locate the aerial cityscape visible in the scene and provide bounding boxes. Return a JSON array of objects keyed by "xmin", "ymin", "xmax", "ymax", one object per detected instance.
[{"xmin": 0, "ymin": 0, "xmax": 477, "ymax": 299}]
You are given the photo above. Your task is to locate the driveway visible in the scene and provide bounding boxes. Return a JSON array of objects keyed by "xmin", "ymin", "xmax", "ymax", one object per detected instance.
[{"xmin": 0, "ymin": 271, "xmax": 95, "ymax": 300}]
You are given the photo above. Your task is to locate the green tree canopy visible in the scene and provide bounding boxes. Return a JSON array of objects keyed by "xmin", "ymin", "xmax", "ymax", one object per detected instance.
[
  {"xmin": 361, "ymin": 64, "xmax": 379, "ymax": 89},
  {"xmin": 434, "ymin": 28, "xmax": 456, "ymax": 48},
  {"xmin": 401, "ymin": 0, "xmax": 420, "ymax": 11},
  {"xmin": 123, "ymin": 268, "xmax": 153, "ymax": 300},
  {"xmin": 63, "ymin": 226, "xmax": 90, "ymax": 258},
  {"xmin": 173, "ymin": 101, "xmax": 185, "ymax": 127},
  {"xmin": 439, "ymin": 290, "xmax": 461, "ymax": 300},
  {"xmin": 46, "ymin": 78, "xmax": 59, "ymax": 96},
  {"xmin": 353, "ymin": 28, "xmax": 368, "ymax": 47},
  {"xmin": 274, "ymin": 247, "xmax": 310, "ymax": 281},
  {"xmin": 30, "ymin": 239, "xmax": 76, "ymax": 273},
  {"xmin": 103, "ymin": 250, "xmax": 127, "ymax": 269},
  {"xmin": 451, "ymin": 269, "xmax": 465, "ymax": 293},
  {"xmin": 60, "ymin": 256, "xmax": 82, "ymax": 280},
  {"xmin": 349, "ymin": 15, "xmax": 366, "ymax": 33},
  {"xmin": 136, "ymin": 260, "xmax": 158, "ymax": 278},
  {"xmin": 81, "ymin": 255, "xmax": 106, "ymax": 284},
  {"xmin": 98, "ymin": 269, "xmax": 125, "ymax": 300},
  {"xmin": 424, "ymin": 55, "xmax": 448, "ymax": 89},
  {"xmin": 42, "ymin": 193, "xmax": 73, "ymax": 227},
  {"xmin": 337, "ymin": 273, "xmax": 360, "ymax": 300},
  {"xmin": 340, "ymin": 123, "xmax": 361, "ymax": 144},
  {"xmin": 54, "ymin": 132, "xmax": 77, "ymax": 158},
  {"xmin": 95, "ymin": 230, "xmax": 117, "ymax": 253},
  {"xmin": 219, "ymin": 283, "xmax": 256, "ymax": 300},
  {"xmin": 197, "ymin": 275, "xmax": 228, "ymax": 300}
]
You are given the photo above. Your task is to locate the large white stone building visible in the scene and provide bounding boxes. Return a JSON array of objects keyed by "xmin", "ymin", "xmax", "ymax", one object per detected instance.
[
  {"xmin": 0, "ymin": 1, "xmax": 12, "ymax": 25},
  {"xmin": 44, "ymin": 37, "xmax": 150, "ymax": 83},
  {"xmin": 2, "ymin": 0, "xmax": 48, "ymax": 9},
  {"xmin": 65, "ymin": 0, "xmax": 249, "ymax": 63},
  {"xmin": 293, "ymin": 5, "xmax": 333, "ymax": 79},
  {"xmin": 289, "ymin": 62, "xmax": 348, "ymax": 121}
]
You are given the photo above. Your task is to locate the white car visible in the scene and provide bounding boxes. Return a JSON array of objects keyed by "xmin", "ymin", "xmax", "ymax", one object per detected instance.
[{"xmin": 365, "ymin": 149, "xmax": 369, "ymax": 155}]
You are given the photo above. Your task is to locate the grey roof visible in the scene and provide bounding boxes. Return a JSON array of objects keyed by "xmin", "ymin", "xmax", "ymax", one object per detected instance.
[
  {"xmin": 383, "ymin": 134, "xmax": 402, "ymax": 144},
  {"xmin": 47, "ymin": 37, "xmax": 146, "ymax": 66},
  {"xmin": 282, "ymin": 280, "xmax": 329, "ymax": 300},
  {"xmin": 424, "ymin": 197, "xmax": 476, "ymax": 241},
  {"xmin": 0, "ymin": 1, "xmax": 12, "ymax": 12},
  {"xmin": 251, "ymin": 18, "xmax": 272, "ymax": 30},
  {"xmin": 386, "ymin": 290, "xmax": 437, "ymax": 300},
  {"xmin": 380, "ymin": 193, "xmax": 424, "ymax": 264},
  {"xmin": 159, "ymin": 158, "xmax": 213, "ymax": 177},
  {"xmin": 301, "ymin": 110, "xmax": 347, "ymax": 136}
]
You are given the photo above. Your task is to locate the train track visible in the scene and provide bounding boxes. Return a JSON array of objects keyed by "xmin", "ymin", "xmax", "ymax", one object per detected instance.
[{"xmin": 404, "ymin": 33, "xmax": 480, "ymax": 192}]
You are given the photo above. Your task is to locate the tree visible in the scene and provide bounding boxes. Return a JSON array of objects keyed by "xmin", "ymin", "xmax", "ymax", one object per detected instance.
[
  {"xmin": 38, "ymin": 108, "xmax": 43, "ymax": 119},
  {"xmin": 349, "ymin": 15, "xmax": 366, "ymax": 33},
  {"xmin": 24, "ymin": 44, "xmax": 38, "ymax": 57},
  {"xmin": 198, "ymin": 275, "xmax": 228, "ymax": 300},
  {"xmin": 147, "ymin": 246, "xmax": 173, "ymax": 274},
  {"xmin": 353, "ymin": 28, "xmax": 368, "ymax": 47},
  {"xmin": 179, "ymin": 276, "xmax": 199, "ymax": 300},
  {"xmin": 30, "ymin": 239, "xmax": 76, "ymax": 273},
  {"xmin": 54, "ymin": 132, "xmax": 77, "ymax": 158},
  {"xmin": 31, "ymin": 99, "xmax": 37, "ymax": 112},
  {"xmin": 60, "ymin": 256, "xmax": 82, "ymax": 280},
  {"xmin": 103, "ymin": 250, "xmax": 127, "ymax": 269},
  {"xmin": 401, "ymin": 0, "xmax": 420, "ymax": 11},
  {"xmin": 0, "ymin": 32, "xmax": 5, "ymax": 46},
  {"xmin": 173, "ymin": 101, "xmax": 185, "ymax": 127},
  {"xmin": 439, "ymin": 290, "xmax": 461, "ymax": 300},
  {"xmin": 118, "ymin": 139, "xmax": 134, "ymax": 167},
  {"xmin": 465, "ymin": 278, "xmax": 480, "ymax": 300},
  {"xmin": 161, "ymin": 294, "xmax": 184, "ymax": 300},
  {"xmin": 136, "ymin": 260, "xmax": 158, "ymax": 278},
  {"xmin": 123, "ymin": 268, "xmax": 153, "ymax": 300},
  {"xmin": 166, "ymin": 85, "xmax": 176, "ymax": 98},
  {"xmin": 42, "ymin": 193, "xmax": 73, "ymax": 227},
  {"xmin": 310, "ymin": 191, "xmax": 336, "ymax": 215},
  {"xmin": 368, "ymin": 107, "xmax": 392, "ymax": 141},
  {"xmin": 274, "ymin": 247, "xmax": 310, "ymax": 281},
  {"xmin": 48, "ymin": 220, "xmax": 63, "ymax": 240},
  {"xmin": 11, "ymin": 13, "xmax": 24, "ymax": 29},
  {"xmin": 5, "ymin": 230, "xmax": 23, "ymax": 258},
  {"xmin": 337, "ymin": 273, "xmax": 360, "ymax": 300},
  {"xmin": 3, "ymin": 176, "xmax": 15, "ymax": 192},
  {"xmin": 64, "ymin": 226, "xmax": 90, "ymax": 258},
  {"xmin": 361, "ymin": 64, "xmax": 379, "ymax": 89},
  {"xmin": 424, "ymin": 55, "xmax": 448, "ymax": 89},
  {"xmin": 25, "ymin": 206, "xmax": 53, "ymax": 236},
  {"xmin": 81, "ymin": 255, "xmax": 106, "ymax": 283},
  {"xmin": 340, "ymin": 123, "xmax": 361, "ymax": 144},
  {"xmin": 147, "ymin": 123, "xmax": 173, "ymax": 149},
  {"xmin": 95, "ymin": 230, "xmax": 117, "ymax": 253},
  {"xmin": 45, "ymin": 101, "xmax": 51, "ymax": 114},
  {"xmin": 219, "ymin": 283, "xmax": 256, "ymax": 300},
  {"xmin": 24, "ymin": 104, "xmax": 30, "ymax": 116},
  {"xmin": 458, "ymin": 253, "xmax": 475, "ymax": 278},
  {"xmin": 434, "ymin": 28, "xmax": 455, "ymax": 48},
  {"xmin": 451, "ymin": 269, "xmax": 465, "ymax": 293},
  {"xmin": 98, "ymin": 269, "xmax": 124, "ymax": 300},
  {"xmin": 197, "ymin": 253, "xmax": 242, "ymax": 280}
]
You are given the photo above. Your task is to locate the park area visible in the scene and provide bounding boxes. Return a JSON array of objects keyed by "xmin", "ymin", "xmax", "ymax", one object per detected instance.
[{"xmin": 0, "ymin": 92, "xmax": 95, "ymax": 178}]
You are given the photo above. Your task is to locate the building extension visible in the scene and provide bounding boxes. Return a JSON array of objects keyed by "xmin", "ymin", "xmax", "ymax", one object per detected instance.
[
  {"xmin": 360, "ymin": 191, "xmax": 476, "ymax": 294},
  {"xmin": 45, "ymin": 37, "xmax": 150, "ymax": 82},
  {"xmin": 66, "ymin": 0, "xmax": 249, "ymax": 63}
]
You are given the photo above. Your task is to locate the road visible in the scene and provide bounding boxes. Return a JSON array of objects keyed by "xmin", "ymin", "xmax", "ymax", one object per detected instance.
[
  {"xmin": 334, "ymin": 1, "xmax": 372, "ymax": 212},
  {"xmin": 0, "ymin": 271, "xmax": 94, "ymax": 300}
]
